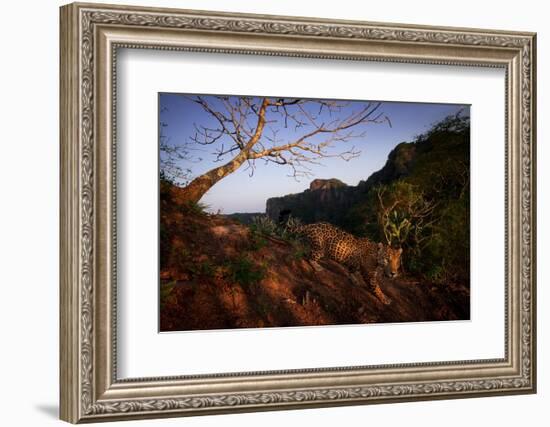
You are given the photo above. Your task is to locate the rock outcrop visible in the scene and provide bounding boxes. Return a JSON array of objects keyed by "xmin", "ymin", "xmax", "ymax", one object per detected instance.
[
  {"xmin": 265, "ymin": 134, "xmax": 441, "ymax": 227},
  {"xmin": 266, "ymin": 178, "xmax": 355, "ymax": 224}
]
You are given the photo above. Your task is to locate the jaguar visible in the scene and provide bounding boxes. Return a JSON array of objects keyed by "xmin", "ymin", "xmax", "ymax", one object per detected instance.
[{"xmin": 295, "ymin": 222, "xmax": 402, "ymax": 305}]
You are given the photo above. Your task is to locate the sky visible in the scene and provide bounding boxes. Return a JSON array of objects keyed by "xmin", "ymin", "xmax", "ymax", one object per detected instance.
[{"xmin": 159, "ymin": 93, "xmax": 467, "ymax": 214}]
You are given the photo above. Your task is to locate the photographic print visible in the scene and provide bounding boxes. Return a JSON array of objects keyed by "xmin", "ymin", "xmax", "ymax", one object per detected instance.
[
  {"xmin": 60, "ymin": 5, "xmax": 536, "ymax": 420},
  {"xmin": 159, "ymin": 94, "xmax": 471, "ymax": 332}
]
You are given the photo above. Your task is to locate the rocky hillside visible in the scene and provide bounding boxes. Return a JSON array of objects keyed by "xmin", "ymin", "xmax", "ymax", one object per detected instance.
[{"xmin": 160, "ymin": 188, "xmax": 469, "ymax": 331}]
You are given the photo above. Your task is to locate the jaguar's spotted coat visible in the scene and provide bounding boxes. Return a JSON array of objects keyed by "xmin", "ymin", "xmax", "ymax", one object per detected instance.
[{"xmin": 296, "ymin": 222, "xmax": 402, "ymax": 305}]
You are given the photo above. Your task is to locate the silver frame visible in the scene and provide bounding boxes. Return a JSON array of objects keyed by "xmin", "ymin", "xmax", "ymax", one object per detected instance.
[{"xmin": 60, "ymin": 2, "xmax": 536, "ymax": 423}]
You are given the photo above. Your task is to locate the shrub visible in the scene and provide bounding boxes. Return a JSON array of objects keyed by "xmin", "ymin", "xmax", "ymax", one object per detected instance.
[
  {"xmin": 292, "ymin": 245, "xmax": 309, "ymax": 261},
  {"xmin": 344, "ymin": 113, "xmax": 470, "ymax": 286},
  {"xmin": 248, "ymin": 214, "xmax": 304, "ymax": 247},
  {"xmin": 249, "ymin": 233, "xmax": 268, "ymax": 251},
  {"xmin": 183, "ymin": 200, "xmax": 209, "ymax": 216},
  {"xmin": 225, "ymin": 255, "xmax": 266, "ymax": 289},
  {"xmin": 160, "ymin": 281, "xmax": 177, "ymax": 308},
  {"xmin": 250, "ymin": 215, "xmax": 278, "ymax": 236},
  {"xmin": 188, "ymin": 259, "xmax": 216, "ymax": 278}
]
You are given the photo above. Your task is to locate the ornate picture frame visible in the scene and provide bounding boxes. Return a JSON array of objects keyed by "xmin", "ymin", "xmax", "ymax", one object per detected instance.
[{"xmin": 60, "ymin": 2, "xmax": 536, "ymax": 423}]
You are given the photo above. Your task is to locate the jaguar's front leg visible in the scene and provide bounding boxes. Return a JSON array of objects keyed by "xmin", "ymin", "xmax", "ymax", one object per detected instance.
[{"xmin": 369, "ymin": 269, "xmax": 392, "ymax": 305}]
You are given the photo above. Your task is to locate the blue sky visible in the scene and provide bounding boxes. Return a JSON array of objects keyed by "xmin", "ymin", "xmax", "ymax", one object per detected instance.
[{"xmin": 159, "ymin": 93, "xmax": 468, "ymax": 214}]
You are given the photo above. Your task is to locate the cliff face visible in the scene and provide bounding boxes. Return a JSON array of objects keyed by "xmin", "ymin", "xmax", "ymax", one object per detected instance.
[
  {"xmin": 266, "ymin": 142, "xmax": 417, "ymax": 225},
  {"xmin": 309, "ymin": 178, "xmax": 347, "ymax": 191},
  {"xmin": 360, "ymin": 142, "xmax": 416, "ymax": 189},
  {"xmin": 266, "ymin": 178, "xmax": 355, "ymax": 224}
]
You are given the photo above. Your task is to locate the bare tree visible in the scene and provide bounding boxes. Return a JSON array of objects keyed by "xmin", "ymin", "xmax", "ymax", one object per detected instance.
[{"xmin": 166, "ymin": 95, "xmax": 390, "ymax": 204}]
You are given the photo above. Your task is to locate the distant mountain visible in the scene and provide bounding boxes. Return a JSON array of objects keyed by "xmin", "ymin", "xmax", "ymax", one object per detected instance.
[
  {"xmin": 265, "ymin": 113, "xmax": 470, "ymax": 286},
  {"xmin": 266, "ymin": 113, "xmax": 469, "ymax": 234},
  {"xmin": 265, "ymin": 141, "xmax": 419, "ymax": 226},
  {"xmin": 225, "ymin": 212, "xmax": 264, "ymax": 225},
  {"xmin": 266, "ymin": 178, "xmax": 356, "ymax": 225}
]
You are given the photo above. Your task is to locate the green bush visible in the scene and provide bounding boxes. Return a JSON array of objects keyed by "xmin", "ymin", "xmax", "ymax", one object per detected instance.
[
  {"xmin": 345, "ymin": 113, "xmax": 470, "ymax": 286},
  {"xmin": 225, "ymin": 255, "xmax": 266, "ymax": 289},
  {"xmin": 160, "ymin": 281, "xmax": 177, "ymax": 308},
  {"xmin": 188, "ymin": 259, "xmax": 216, "ymax": 278},
  {"xmin": 292, "ymin": 244, "xmax": 309, "ymax": 261},
  {"xmin": 184, "ymin": 200, "xmax": 209, "ymax": 216},
  {"xmin": 249, "ymin": 214, "xmax": 304, "ymax": 244},
  {"xmin": 250, "ymin": 215, "xmax": 278, "ymax": 236}
]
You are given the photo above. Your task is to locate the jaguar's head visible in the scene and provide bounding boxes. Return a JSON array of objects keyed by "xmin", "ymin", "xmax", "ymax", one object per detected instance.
[{"xmin": 377, "ymin": 243, "xmax": 403, "ymax": 278}]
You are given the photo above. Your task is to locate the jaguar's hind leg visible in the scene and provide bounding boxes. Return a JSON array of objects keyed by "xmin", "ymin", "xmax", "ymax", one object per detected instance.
[
  {"xmin": 349, "ymin": 270, "xmax": 363, "ymax": 286},
  {"xmin": 309, "ymin": 260, "xmax": 323, "ymax": 272},
  {"xmin": 308, "ymin": 238, "xmax": 324, "ymax": 272},
  {"xmin": 346, "ymin": 255, "xmax": 363, "ymax": 286}
]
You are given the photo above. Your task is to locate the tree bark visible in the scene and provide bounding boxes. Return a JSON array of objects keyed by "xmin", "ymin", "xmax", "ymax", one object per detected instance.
[{"xmin": 172, "ymin": 155, "xmax": 247, "ymax": 205}]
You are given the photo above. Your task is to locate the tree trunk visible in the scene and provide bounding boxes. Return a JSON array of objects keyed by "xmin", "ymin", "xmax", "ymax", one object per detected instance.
[{"xmin": 172, "ymin": 155, "xmax": 247, "ymax": 205}]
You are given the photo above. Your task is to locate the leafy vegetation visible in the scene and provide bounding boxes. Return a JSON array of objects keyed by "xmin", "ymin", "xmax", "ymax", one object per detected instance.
[
  {"xmin": 347, "ymin": 112, "xmax": 470, "ymax": 285},
  {"xmin": 184, "ymin": 200, "xmax": 210, "ymax": 216},
  {"xmin": 249, "ymin": 215, "xmax": 303, "ymax": 242},
  {"xmin": 225, "ymin": 255, "xmax": 267, "ymax": 289},
  {"xmin": 187, "ymin": 259, "xmax": 216, "ymax": 278},
  {"xmin": 250, "ymin": 215, "xmax": 279, "ymax": 236},
  {"xmin": 247, "ymin": 215, "xmax": 310, "ymax": 262},
  {"xmin": 161, "ymin": 174, "xmax": 209, "ymax": 216},
  {"xmin": 160, "ymin": 281, "xmax": 177, "ymax": 309}
]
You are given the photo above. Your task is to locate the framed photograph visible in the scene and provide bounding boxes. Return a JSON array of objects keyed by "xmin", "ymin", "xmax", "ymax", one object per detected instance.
[{"xmin": 60, "ymin": 2, "xmax": 537, "ymax": 423}]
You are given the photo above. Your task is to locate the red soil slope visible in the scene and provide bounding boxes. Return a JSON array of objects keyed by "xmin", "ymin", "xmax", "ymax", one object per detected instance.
[{"xmin": 160, "ymin": 206, "xmax": 470, "ymax": 332}]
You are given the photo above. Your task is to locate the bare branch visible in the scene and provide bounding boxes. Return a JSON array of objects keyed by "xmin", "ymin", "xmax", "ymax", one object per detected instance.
[{"xmin": 163, "ymin": 95, "xmax": 390, "ymax": 201}]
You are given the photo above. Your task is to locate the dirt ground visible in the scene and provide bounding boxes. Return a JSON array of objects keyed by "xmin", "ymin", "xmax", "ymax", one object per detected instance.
[{"xmin": 160, "ymin": 209, "xmax": 470, "ymax": 332}]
